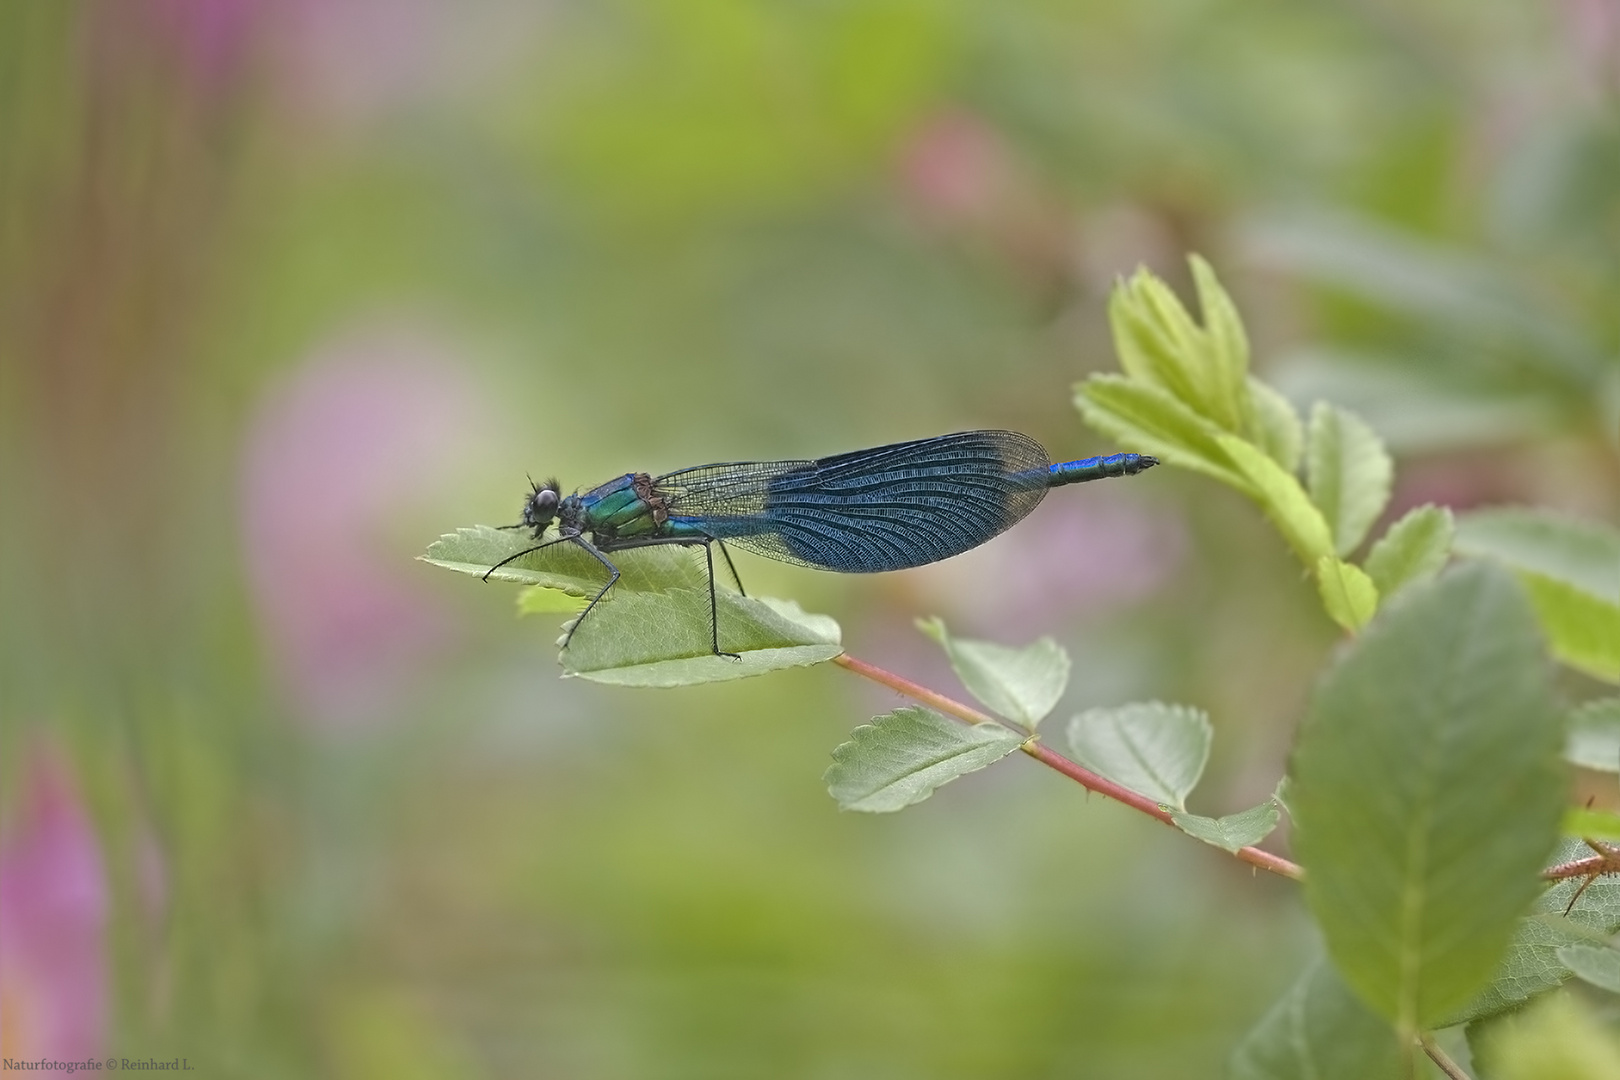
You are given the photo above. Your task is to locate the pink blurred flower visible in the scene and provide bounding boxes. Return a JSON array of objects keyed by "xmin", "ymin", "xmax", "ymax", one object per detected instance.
[
  {"xmin": 146, "ymin": 0, "xmax": 262, "ymax": 87},
  {"xmin": 1561, "ymin": 0, "xmax": 1620, "ymax": 96},
  {"xmin": 0, "ymin": 742, "xmax": 109, "ymax": 1061},
  {"xmin": 902, "ymin": 492, "xmax": 1183, "ymax": 637},
  {"xmin": 273, "ymin": 0, "xmax": 546, "ymax": 127},
  {"xmin": 898, "ymin": 109, "xmax": 1018, "ymax": 223},
  {"xmin": 240, "ymin": 327, "xmax": 487, "ymax": 728}
]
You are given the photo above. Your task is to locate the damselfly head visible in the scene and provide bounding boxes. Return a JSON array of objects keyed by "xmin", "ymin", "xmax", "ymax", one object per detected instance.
[{"xmin": 521, "ymin": 479, "xmax": 562, "ymax": 533}]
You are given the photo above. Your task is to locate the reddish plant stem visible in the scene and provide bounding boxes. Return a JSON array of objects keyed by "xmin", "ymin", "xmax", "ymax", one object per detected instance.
[
  {"xmin": 1546, "ymin": 841, "xmax": 1620, "ymax": 882},
  {"xmin": 833, "ymin": 652, "xmax": 1304, "ymax": 883}
]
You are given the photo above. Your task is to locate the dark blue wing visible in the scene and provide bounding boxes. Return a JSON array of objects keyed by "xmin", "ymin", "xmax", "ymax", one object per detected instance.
[{"xmin": 656, "ymin": 430, "xmax": 1052, "ymax": 572}]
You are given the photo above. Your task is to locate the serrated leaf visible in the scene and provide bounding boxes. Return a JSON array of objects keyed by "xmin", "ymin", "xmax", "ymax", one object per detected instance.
[
  {"xmin": 423, "ymin": 526, "xmax": 842, "ymax": 685},
  {"xmin": 1229, "ymin": 959, "xmax": 1403, "ymax": 1080},
  {"xmin": 564, "ymin": 591, "xmax": 843, "ymax": 686},
  {"xmin": 1455, "ymin": 509, "xmax": 1620, "ymax": 605},
  {"xmin": 425, "ymin": 524, "xmax": 710, "ymax": 594},
  {"xmin": 916, "ymin": 617, "xmax": 1069, "ymax": 731},
  {"xmin": 1247, "ymin": 377, "xmax": 1303, "ymax": 473},
  {"xmin": 825, "ymin": 707, "xmax": 1024, "ymax": 813},
  {"xmin": 1364, "ymin": 505, "xmax": 1454, "ymax": 601},
  {"xmin": 1218, "ymin": 434, "xmax": 1336, "ymax": 566},
  {"xmin": 1306, "ymin": 403, "xmax": 1393, "ymax": 557},
  {"xmin": 1316, "ymin": 556, "xmax": 1380, "ymax": 633},
  {"xmin": 1076, "ymin": 374, "xmax": 1254, "ymax": 493},
  {"xmin": 1519, "ymin": 572, "xmax": 1620, "ymax": 684},
  {"xmin": 1173, "ymin": 798, "xmax": 1281, "ymax": 853},
  {"xmin": 1066, "ymin": 702, "xmax": 1211, "ymax": 810},
  {"xmin": 1568, "ymin": 698, "xmax": 1620, "ymax": 773},
  {"xmin": 1290, "ymin": 565, "xmax": 1566, "ymax": 1034},
  {"xmin": 1558, "ymin": 944, "xmax": 1620, "ymax": 994},
  {"xmin": 1448, "ymin": 840, "xmax": 1620, "ymax": 1025},
  {"xmin": 1189, "ymin": 254, "xmax": 1251, "ymax": 433}
]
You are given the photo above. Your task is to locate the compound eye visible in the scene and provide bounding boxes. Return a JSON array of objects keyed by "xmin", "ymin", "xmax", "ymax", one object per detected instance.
[{"xmin": 522, "ymin": 485, "xmax": 560, "ymax": 529}]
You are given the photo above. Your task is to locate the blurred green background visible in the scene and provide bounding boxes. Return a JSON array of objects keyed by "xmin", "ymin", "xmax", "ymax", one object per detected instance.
[{"xmin": 2, "ymin": 2, "xmax": 1616, "ymax": 1076}]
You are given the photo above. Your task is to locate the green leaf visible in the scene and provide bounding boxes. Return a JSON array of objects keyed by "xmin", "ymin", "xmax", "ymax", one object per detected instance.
[
  {"xmin": 1228, "ymin": 959, "xmax": 1403, "ymax": 1080},
  {"xmin": 1518, "ymin": 572, "xmax": 1620, "ymax": 684},
  {"xmin": 1066, "ymin": 702, "xmax": 1211, "ymax": 811},
  {"xmin": 1364, "ymin": 505, "xmax": 1454, "ymax": 601},
  {"xmin": 1189, "ymin": 254, "xmax": 1252, "ymax": 434},
  {"xmin": 516, "ymin": 585, "xmax": 587, "ymax": 614},
  {"xmin": 1290, "ymin": 565, "xmax": 1567, "ymax": 1035},
  {"xmin": 425, "ymin": 524, "xmax": 707, "ymax": 594},
  {"xmin": 1217, "ymin": 434, "xmax": 1336, "ymax": 566},
  {"xmin": 1247, "ymin": 377, "xmax": 1303, "ymax": 474},
  {"xmin": 1076, "ymin": 374, "xmax": 1254, "ymax": 493},
  {"xmin": 1455, "ymin": 509, "xmax": 1620, "ymax": 605},
  {"xmin": 1316, "ymin": 556, "xmax": 1380, "ymax": 633},
  {"xmin": 1475, "ymin": 994, "xmax": 1620, "ymax": 1080},
  {"xmin": 1173, "ymin": 797, "xmax": 1282, "ymax": 853},
  {"xmin": 915, "ymin": 617, "xmax": 1069, "ymax": 731},
  {"xmin": 1561, "ymin": 808, "xmax": 1620, "ymax": 842},
  {"xmin": 1448, "ymin": 840, "xmax": 1620, "ymax": 1025},
  {"xmin": 1567, "ymin": 698, "xmax": 1620, "ymax": 773},
  {"xmin": 563, "ymin": 591, "xmax": 844, "ymax": 686},
  {"xmin": 1109, "ymin": 267, "xmax": 1211, "ymax": 410},
  {"xmin": 1105, "ymin": 259, "xmax": 1256, "ymax": 435},
  {"xmin": 422, "ymin": 526, "xmax": 843, "ymax": 685},
  {"xmin": 824, "ymin": 707, "xmax": 1025, "ymax": 813},
  {"xmin": 1305, "ymin": 402, "xmax": 1393, "ymax": 557},
  {"xmin": 1558, "ymin": 944, "xmax": 1620, "ymax": 994}
]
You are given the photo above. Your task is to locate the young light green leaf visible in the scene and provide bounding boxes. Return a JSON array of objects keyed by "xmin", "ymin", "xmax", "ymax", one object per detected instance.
[
  {"xmin": 1110, "ymin": 267, "xmax": 1210, "ymax": 410},
  {"xmin": 1290, "ymin": 565, "xmax": 1567, "ymax": 1035},
  {"xmin": 916, "ymin": 617, "xmax": 1069, "ymax": 731},
  {"xmin": 1305, "ymin": 402, "xmax": 1393, "ymax": 557},
  {"xmin": 1476, "ymin": 994, "xmax": 1620, "ymax": 1080},
  {"xmin": 517, "ymin": 585, "xmax": 587, "ymax": 614},
  {"xmin": 1448, "ymin": 840, "xmax": 1620, "ymax": 1026},
  {"xmin": 1557, "ymin": 944, "xmax": 1620, "ymax": 994},
  {"xmin": 1563, "ymin": 808, "xmax": 1620, "ymax": 841},
  {"xmin": 1173, "ymin": 797, "xmax": 1281, "ymax": 853},
  {"xmin": 1518, "ymin": 572, "xmax": 1620, "ymax": 684},
  {"xmin": 423, "ymin": 527, "xmax": 843, "ymax": 685},
  {"xmin": 1567, "ymin": 698, "xmax": 1620, "ymax": 773},
  {"xmin": 825, "ymin": 707, "xmax": 1025, "ymax": 813},
  {"xmin": 1229, "ymin": 959, "xmax": 1403, "ymax": 1080},
  {"xmin": 1217, "ymin": 434, "xmax": 1336, "ymax": 566},
  {"xmin": 1364, "ymin": 504, "xmax": 1454, "ymax": 601},
  {"xmin": 1066, "ymin": 702, "xmax": 1211, "ymax": 810},
  {"xmin": 1455, "ymin": 509, "xmax": 1620, "ymax": 605},
  {"xmin": 1077, "ymin": 374, "xmax": 1254, "ymax": 493},
  {"xmin": 1189, "ymin": 254, "xmax": 1252, "ymax": 434},
  {"xmin": 1316, "ymin": 556, "xmax": 1379, "ymax": 633},
  {"xmin": 1247, "ymin": 377, "xmax": 1303, "ymax": 474}
]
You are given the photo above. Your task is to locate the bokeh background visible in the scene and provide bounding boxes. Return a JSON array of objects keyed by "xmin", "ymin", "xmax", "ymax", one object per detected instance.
[{"xmin": 3, "ymin": 2, "xmax": 1617, "ymax": 1076}]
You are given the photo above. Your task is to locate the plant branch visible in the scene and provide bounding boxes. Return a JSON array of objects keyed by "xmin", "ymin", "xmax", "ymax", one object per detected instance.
[
  {"xmin": 1545, "ymin": 839, "xmax": 1620, "ymax": 882},
  {"xmin": 833, "ymin": 652, "xmax": 1304, "ymax": 882},
  {"xmin": 1419, "ymin": 1033, "xmax": 1471, "ymax": 1080}
]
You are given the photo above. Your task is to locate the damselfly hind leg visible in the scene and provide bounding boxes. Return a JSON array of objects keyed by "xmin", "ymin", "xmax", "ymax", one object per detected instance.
[{"xmin": 594, "ymin": 533, "xmax": 741, "ymax": 660}]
